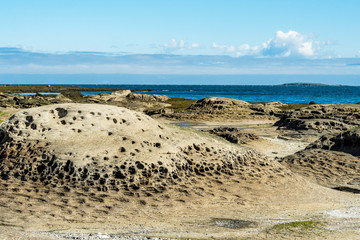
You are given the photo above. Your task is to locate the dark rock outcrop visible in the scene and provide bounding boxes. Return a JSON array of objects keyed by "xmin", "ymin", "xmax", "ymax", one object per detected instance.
[
  {"xmin": 208, "ymin": 127, "xmax": 259, "ymax": 144},
  {"xmin": 275, "ymin": 104, "xmax": 360, "ymax": 132},
  {"xmin": 307, "ymin": 129, "xmax": 360, "ymax": 156}
]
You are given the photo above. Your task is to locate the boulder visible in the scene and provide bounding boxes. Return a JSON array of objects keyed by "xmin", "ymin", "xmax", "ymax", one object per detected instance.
[{"xmin": 126, "ymin": 93, "xmax": 169, "ymax": 102}]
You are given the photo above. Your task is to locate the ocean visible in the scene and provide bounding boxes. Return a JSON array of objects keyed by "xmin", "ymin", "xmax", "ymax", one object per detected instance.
[
  {"xmin": 2, "ymin": 74, "xmax": 360, "ymax": 104},
  {"xmin": 81, "ymin": 84, "xmax": 359, "ymax": 104}
]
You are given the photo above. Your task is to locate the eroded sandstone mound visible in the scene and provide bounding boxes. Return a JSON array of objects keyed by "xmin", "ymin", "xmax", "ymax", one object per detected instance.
[
  {"xmin": 275, "ymin": 104, "xmax": 360, "ymax": 133},
  {"xmin": 280, "ymin": 149, "xmax": 360, "ymax": 192},
  {"xmin": 0, "ymin": 103, "xmax": 291, "ymax": 198},
  {"xmin": 307, "ymin": 129, "xmax": 360, "ymax": 156},
  {"xmin": 188, "ymin": 97, "xmax": 250, "ymax": 112},
  {"xmin": 166, "ymin": 97, "xmax": 282, "ymax": 121}
]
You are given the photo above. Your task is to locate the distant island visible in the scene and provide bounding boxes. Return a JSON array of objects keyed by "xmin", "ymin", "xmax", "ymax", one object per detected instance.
[{"xmin": 280, "ymin": 83, "xmax": 329, "ymax": 86}]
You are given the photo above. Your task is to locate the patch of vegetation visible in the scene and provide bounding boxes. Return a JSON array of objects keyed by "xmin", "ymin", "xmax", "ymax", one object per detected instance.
[
  {"xmin": 0, "ymin": 85, "xmax": 131, "ymax": 94},
  {"xmin": 61, "ymin": 91, "xmax": 85, "ymax": 101},
  {"xmin": 278, "ymin": 103, "xmax": 309, "ymax": 111},
  {"xmin": 166, "ymin": 97, "xmax": 196, "ymax": 112},
  {"xmin": 271, "ymin": 221, "xmax": 325, "ymax": 232}
]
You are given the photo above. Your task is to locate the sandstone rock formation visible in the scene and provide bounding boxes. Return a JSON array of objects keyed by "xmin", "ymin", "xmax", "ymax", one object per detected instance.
[
  {"xmin": 0, "ymin": 103, "xmax": 291, "ymax": 198},
  {"xmin": 208, "ymin": 127, "xmax": 259, "ymax": 144},
  {"xmin": 0, "ymin": 92, "xmax": 73, "ymax": 109},
  {"xmin": 188, "ymin": 97, "xmax": 249, "ymax": 112},
  {"xmin": 280, "ymin": 125, "xmax": 360, "ymax": 193},
  {"xmin": 0, "ymin": 103, "xmax": 357, "ymax": 239},
  {"xmin": 275, "ymin": 104, "xmax": 360, "ymax": 133},
  {"xmin": 280, "ymin": 149, "xmax": 360, "ymax": 192},
  {"xmin": 166, "ymin": 97, "xmax": 281, "ymax": 121},
  {"xmin": 126, "ymin": 92, "xmax": 169, "ymax": 102},
  {"xmin": 307, "ymin": 128, "xmax": 360, "ymax": 156}
]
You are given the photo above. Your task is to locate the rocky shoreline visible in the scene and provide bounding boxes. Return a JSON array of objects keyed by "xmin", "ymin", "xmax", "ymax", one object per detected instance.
[{"xmin": 0, "ymin": 86, "xmax": 359, "ymax": 239}]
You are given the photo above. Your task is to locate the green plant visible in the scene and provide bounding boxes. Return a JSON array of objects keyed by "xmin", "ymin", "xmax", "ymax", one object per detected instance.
[
  {"xmin": 278, "ymin": 103, "xmax": 309, "ymax": 111},
  {"xmin": 166, "ymin": 97, "xmax": 196, "ymax": 112},
  {"xmin": 271, "ymin": 221, "xmax": 325, "ymax": 232}
]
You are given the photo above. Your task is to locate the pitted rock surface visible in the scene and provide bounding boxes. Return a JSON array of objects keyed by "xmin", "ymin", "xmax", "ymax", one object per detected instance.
[
  {"xmin": 188, "ymin": 97, "xmax": 249, "ymax": 112},
  {"xmin": 307, "ymin": 129, "xmax": 360, "ymax": 156},
  {"xmin": 275, "ymin": 104, "xmax": 360, "ymax": 132},
  {"xmin": 0, "ymin": 103, "xmax": 292, "ymax": 197},
  {"xmin": 280, "ymin": 149, "xmax": 360, "ymax": 191},
  {"xmin": 166, "ymin": 97, "xmax": 280, "ymax": 121},
  {"xmin": 208, "ymin": 127, "xmax": 259, "ymax": 144}
]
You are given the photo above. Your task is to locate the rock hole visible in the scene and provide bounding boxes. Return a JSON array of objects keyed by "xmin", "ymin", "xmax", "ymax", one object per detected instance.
[
  {"xmin": 26, "ymin": 116, "xmax": 34, "ymax": 123},
  {"xmin": 55, "ymin": 108, "xmax": 68, "ymax": 118}
]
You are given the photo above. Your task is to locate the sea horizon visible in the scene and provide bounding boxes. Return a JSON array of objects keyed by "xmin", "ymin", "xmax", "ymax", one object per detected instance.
[{"xmin": 1, "ymin": 73, "xmax": 360, "ymax": 86}]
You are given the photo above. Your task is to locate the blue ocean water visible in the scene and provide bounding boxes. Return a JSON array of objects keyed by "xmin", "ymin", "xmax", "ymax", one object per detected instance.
[
  {"xmin": 131, "ymin": 85, "xmax": 360, "ymax": 104},
  {"xmin": 9, "ymin": 84, "xmax": 360, "ymax": 104},
  {"xmin": 135, "ymin": 85, "xmax": 360, "ymax": 104},
  {"xmin": 3, "ymin": 74, "xmax": 360, "ymax": 104},
  {"xmin": 78, "ymin": 85, "xmax": 360, "ymax": 104}
]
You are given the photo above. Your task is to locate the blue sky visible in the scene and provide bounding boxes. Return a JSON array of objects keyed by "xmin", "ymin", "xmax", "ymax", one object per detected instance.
[{"xmin": 0, "ymin": 0, "xmax": 360, "ymax": 78}]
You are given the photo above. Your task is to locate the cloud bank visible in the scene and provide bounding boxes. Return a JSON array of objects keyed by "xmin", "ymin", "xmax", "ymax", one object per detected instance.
[
  {"xmin": 162, "ymin": 39, "xmax": 200, "ymax": 53},
  {"xmin": 0, "ymin": 46, "xmax": 359, "ymax": 75},
  {"xmin": 212, "ymin": 30, "xmax": 326, "ymax": 58},
  {"xmin": 0, "ymin": 30, "xmax": 358, "ymax": 75}
]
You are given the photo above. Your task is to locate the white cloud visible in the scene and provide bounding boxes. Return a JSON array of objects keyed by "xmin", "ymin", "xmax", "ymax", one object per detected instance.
[
  {"xmin": 212, "ymin": 43, "xmax": 237, "ymax": 52},
  {"xmin": 190, "ymin": 43, "xmax": 200, "ymax": 49},
  {"xmin": 262, "ymin": 30, "xmax": 315, "ymax": 57},
  {"xmin": 212, "ymin": 30, "xmax": 323, "ymax": 58},
  {"xmin": 163, "ymin": 39, "xmax": 200, "ymax": 52},
  {"xmin": 357, "ymin": 51, "xmax": 360, "ymax": 58}
]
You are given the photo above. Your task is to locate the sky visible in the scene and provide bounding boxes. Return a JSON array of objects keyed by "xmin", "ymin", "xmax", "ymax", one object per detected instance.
[{"xmin": 0, "ymin": 0, "xmax": 360, "ymax": 82}]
